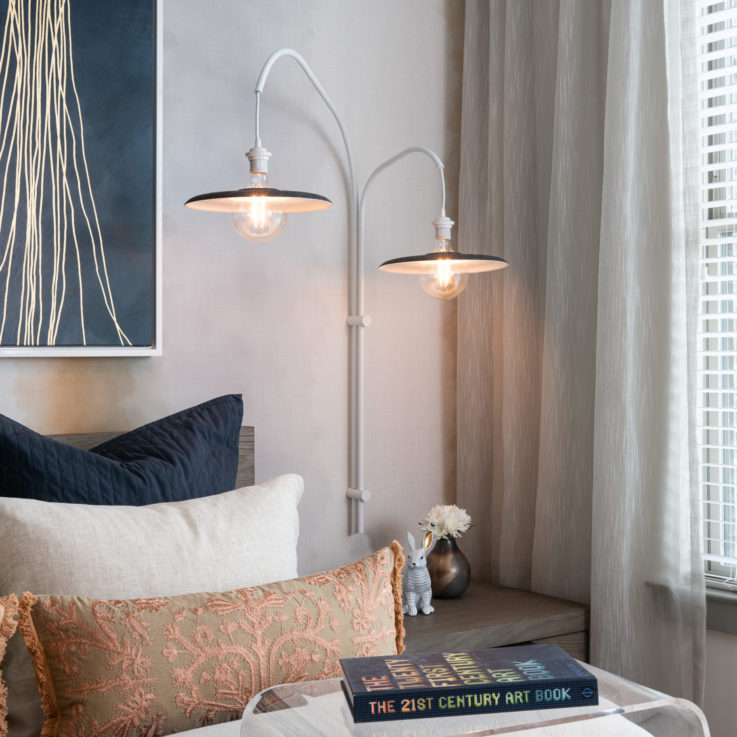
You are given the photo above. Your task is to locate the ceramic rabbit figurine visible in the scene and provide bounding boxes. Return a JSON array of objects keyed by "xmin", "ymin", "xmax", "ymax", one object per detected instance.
[{"xmin": 402, "ymin": 531, "xmax": 436, "ymax": 616}]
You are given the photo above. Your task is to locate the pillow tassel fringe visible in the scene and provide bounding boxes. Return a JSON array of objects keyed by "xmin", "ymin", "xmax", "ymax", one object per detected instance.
[
  {"xmin": 18, "ymin": 593, "xmax": 58, "ymax": 737},
  {"xmin": 0, "ymin": 594, "xmax": 19, "ymax": 737},
  {"xmin": 390, "ymin": 540, "xmax": 406, "ymax": 655},
  {"xmin": 0, "ymin": 595, "xmax": 18, "ymax": 644}
]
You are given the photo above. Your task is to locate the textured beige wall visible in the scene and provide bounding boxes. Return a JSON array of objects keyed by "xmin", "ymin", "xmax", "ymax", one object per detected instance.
[{"xmin": 0, "ymin": 0, "xmax": 465, "ymax": 575}]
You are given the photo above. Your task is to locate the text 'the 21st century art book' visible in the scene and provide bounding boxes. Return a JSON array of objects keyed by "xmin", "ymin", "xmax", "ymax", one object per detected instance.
[{"xmin": 340, "ymin": 644, "xmax": 598, "ymax": 723}]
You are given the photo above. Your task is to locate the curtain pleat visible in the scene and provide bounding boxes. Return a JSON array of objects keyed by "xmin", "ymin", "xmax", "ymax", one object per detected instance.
[{"xmin": 457, "ymin": 0, "xmax": 705, "ymax": 702}]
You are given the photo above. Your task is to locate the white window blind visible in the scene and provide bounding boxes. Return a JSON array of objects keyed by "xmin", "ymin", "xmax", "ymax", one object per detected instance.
[{"xmin": 699, "ymin": 0, "xmax": 737, "ymax": 584}]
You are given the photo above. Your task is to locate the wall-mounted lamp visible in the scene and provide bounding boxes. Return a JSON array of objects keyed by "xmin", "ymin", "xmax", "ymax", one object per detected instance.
[
  {"xmin": 362, "ymin": 148, "xmax": 507, "ymax": 300},
  {"xmin": 184, "ymin": 144, "xmax": 331, "ymax": 243},
  {"xmin": 380, "ymin": 214, "xmax": 506, "ymax": 300},
  {"xmin": 185, "ymin": 48, "xmax": 507, "ymax": 533}
]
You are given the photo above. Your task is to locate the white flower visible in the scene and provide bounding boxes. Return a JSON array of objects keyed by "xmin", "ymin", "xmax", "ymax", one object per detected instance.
[{"xmin": 419, "ymin": 504, "xmax": 471, "ymax": 540}]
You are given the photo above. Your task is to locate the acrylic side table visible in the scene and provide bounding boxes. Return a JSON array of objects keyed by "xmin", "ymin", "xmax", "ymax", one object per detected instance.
[{"xmin": 239, "ymin": 662, "xmax": 709, "ymax": 737}]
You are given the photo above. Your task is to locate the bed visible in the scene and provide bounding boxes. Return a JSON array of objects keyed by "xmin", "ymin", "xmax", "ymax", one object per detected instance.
[
  {"xmin": 0, "ymin": 397, "xmax": 305, "ymax": 737},
  {"xmin": 1, "ymin": 402, "xmax": 404, "ymax": 737}
]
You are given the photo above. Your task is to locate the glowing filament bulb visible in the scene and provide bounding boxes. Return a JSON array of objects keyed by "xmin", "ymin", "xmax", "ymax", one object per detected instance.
[
  {"xmin": 419, "ymin": 248, "xmax": 469, "ymax": 300},
  {"xmin": 251, "ymin": 197, "xmax": 267, "ymax": 228},
  {"xmin": 231, "ymin": 172, "xmax": 287, "ymax": 242},
  {"xmin": 436, "ymin": 260, "xmax": 453, "ymax": 287}
]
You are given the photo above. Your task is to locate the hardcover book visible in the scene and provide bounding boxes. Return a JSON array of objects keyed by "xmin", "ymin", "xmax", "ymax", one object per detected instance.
[{"xmin": 340, "ymin": 644, "xmax": 598, "ymax": 723}]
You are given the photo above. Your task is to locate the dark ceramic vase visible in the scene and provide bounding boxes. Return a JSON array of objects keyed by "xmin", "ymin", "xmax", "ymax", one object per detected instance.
[{"xmin": 426, "ymin": 537, "xmax": 471, "ymax": 598}]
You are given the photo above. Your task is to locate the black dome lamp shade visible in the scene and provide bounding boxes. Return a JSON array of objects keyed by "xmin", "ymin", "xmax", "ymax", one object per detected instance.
[
  {"xmin": 185, "ymin": 146, "xmax": 331, "ymax": 242},
  {"xmin": 378, "ymin": 216, "xmax": 508, "ymax": 299},
  {"xmin": 379, "ymin": 251, "xmax": 508, "ymax": 274},
  {"xmin": 184, "ymin": 187, "xmax": 332, "ymax": 214}
]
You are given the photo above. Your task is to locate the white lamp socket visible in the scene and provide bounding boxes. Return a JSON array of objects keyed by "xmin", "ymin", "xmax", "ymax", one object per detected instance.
[
  {"xmin": 433, "ymin": 215, "xmax": 454, "ymax": 241},
  {"xmin": 247, "ymin": 145, "xmax": 271, "ymax": 175}
]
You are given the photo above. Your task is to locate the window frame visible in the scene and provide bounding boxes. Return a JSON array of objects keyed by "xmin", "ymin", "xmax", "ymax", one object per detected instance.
[{"xmin": 698, "ymin": 0, "xmax": 737, "ymax": 589}]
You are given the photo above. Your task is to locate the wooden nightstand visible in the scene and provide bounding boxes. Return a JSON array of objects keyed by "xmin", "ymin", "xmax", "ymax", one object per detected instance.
[{"xmin": 402, "ymin": 582, "xmax": 589, "ymax": 661}]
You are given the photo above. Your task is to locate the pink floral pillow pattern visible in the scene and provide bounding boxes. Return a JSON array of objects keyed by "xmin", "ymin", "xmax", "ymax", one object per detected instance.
[
  {"xmin": 0, "ymin": 595, "xmax": 19, "ymax": 737},
  {"xmin": 18, "ymin": 543, "xmax": 405, "ymax": 737}
]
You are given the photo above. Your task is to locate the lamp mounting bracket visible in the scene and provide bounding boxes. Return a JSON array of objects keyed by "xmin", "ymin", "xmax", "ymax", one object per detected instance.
[
  {"xmin": 347, "ymin": 487, "xmax": 371, "ymax": 502},
  {"xmin": 347, "ymin": 315, "xmax": 372, "ymax": 328}
]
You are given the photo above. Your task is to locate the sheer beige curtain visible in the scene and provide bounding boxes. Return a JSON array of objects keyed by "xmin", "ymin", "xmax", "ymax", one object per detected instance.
[{"xmin": 457, "ymin": 0, "xmax": 705, "ymax": 702}]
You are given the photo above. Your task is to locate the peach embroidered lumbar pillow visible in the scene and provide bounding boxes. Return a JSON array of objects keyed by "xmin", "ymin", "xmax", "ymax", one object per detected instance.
[
  {"xmin": 19, "ymin": 542, "xmax": 405, "ymax": 737},
  {"xmin": 0, "ymin": 595, "xmax": 19, "ymax": 737}
]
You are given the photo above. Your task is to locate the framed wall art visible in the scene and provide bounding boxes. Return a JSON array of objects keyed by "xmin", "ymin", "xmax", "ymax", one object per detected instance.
[{"xmin": 0, "ymin": 0, "xmax": 162, "ymax": 356}]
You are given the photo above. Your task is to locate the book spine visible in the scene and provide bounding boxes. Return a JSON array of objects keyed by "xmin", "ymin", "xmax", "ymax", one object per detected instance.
[{"xmin": 348, "ymin": 679, "xmax": 598, "ymax": 723}]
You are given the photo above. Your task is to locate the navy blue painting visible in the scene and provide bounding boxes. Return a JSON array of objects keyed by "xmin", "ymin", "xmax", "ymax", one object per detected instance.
[{"xmin": 0, "ymin": 0, "xmax": 157, "ymax": 352}]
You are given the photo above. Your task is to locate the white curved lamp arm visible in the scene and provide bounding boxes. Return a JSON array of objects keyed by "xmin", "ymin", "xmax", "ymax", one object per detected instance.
[
  {"xmin": 361, "ymin": 146, "xmax": 446, "ymax": 220},
  {"xmin": 253, "ymin": 49, "xmax": 358, "ymax": 277},
  {"xmin": 253, "ymin": 48, "xmax": 369, "ymax": 534},
  {"xmin": 358, "ymin": 146, "xmax": 447, "ymax": 367}
]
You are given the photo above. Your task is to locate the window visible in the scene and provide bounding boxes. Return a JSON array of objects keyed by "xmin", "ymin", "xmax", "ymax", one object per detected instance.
[{"xmin": 699, "ymin": 0, "xmax": 737, "ymax": 585}]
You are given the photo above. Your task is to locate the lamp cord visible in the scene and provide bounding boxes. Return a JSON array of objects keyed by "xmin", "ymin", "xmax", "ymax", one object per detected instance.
[{"xmin": 254, "ymin": 91, "xmax": 261, "ymax": 146}]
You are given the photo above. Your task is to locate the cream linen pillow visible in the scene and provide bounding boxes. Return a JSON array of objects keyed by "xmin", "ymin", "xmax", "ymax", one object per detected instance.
[{"xmin": 0, "ymin": 474, "xmax": 303, "ymax": 737}]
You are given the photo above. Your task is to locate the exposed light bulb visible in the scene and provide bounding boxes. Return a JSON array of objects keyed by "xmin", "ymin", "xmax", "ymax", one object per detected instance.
[
  {"xmin": 419, "ymin": 228, "xmax": 468, "ymax": 299},
  {"xmin": 419, "ymin": 260, "xmax": 469, "ymax": 299},
  {"xmin": 231, "ymin": 172, "xmax": 287, "ymax": 242}
]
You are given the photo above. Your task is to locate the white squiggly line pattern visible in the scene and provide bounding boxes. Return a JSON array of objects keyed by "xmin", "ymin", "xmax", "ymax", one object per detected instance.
[{"xmin": 0, "ymin": 0, "xmax": 130, "ymax": 346}]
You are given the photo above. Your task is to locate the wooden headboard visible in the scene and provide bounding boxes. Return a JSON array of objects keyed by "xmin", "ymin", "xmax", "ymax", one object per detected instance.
[{"xmin": 50, "ymin": 426, "xmax": 255, "ymax": 488}]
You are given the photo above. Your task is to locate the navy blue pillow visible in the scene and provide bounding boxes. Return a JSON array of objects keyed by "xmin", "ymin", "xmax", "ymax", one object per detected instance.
[{"xmin": 0, "ymin": 394, "xmax": 243, "ymax": 504}]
